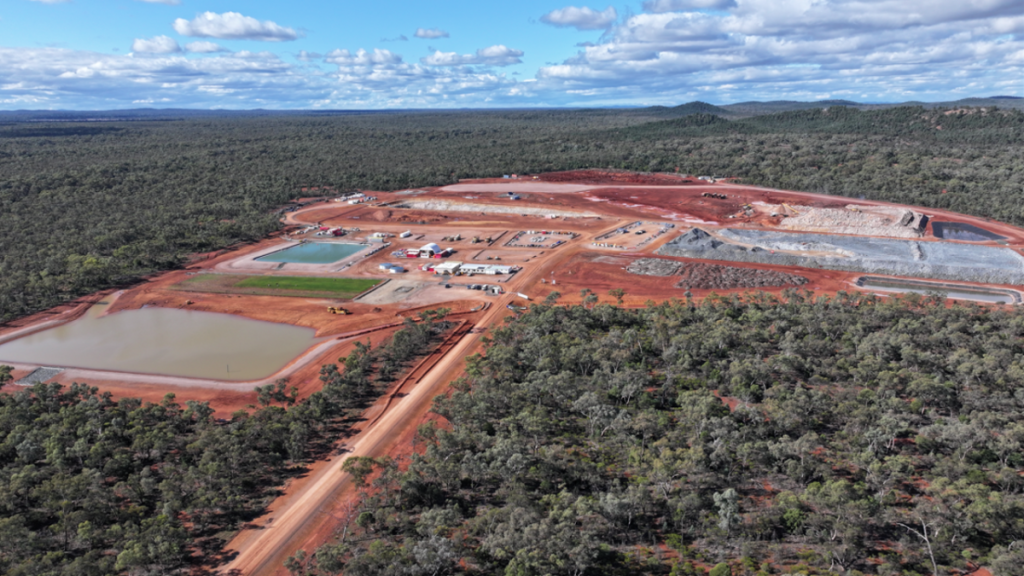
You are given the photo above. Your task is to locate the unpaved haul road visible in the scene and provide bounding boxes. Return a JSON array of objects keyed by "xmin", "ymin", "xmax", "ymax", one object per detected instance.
[
  {"xmin": 219, "ymin": 225, "xmax": 612, "ymax": 576},
  {"xmin": 218, "ymin": 299, "xmax": 509, "ymax": 576}
]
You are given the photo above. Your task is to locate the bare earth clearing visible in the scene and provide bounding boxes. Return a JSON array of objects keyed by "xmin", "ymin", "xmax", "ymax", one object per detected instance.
[{"xmin": 3, "ymin": 169, "xmax": 1023, "ymax": 576}]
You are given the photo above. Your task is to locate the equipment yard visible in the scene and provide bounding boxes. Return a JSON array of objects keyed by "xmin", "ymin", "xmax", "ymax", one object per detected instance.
[{"xmin": 3, "ymin": 169, "xmax": 1024, "ymax": 576}]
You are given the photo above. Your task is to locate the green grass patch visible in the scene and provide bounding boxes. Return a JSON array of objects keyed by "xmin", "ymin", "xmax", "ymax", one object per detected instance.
[
  {"xmin": 172, "ymin": 274, "xmax": 382, "ymax": 299},
  {"xmin": 235, "ymin": 276, "xmax": 380, "ymax": 294}
]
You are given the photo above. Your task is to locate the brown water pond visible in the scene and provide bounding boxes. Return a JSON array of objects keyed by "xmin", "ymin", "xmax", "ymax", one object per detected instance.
[{"xmin": 0, "ymin": 303, "xmax": 320, "ymax": 381}]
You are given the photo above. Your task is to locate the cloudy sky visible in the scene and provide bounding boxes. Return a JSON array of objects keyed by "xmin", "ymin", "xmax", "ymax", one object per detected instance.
[{"xmin": 1, "ymin": 0, "xmax": 1022, "ymax": 109}]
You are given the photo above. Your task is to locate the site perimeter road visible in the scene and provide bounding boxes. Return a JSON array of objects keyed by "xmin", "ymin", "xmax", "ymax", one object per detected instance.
[{"xmin": 218, "ymin": 222, "xmax": 618, "ymax": 576}]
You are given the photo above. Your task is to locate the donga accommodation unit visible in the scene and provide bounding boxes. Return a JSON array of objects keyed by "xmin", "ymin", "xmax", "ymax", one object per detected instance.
[{"xmin": 459, "ymin": 263, "xmax": 516, "ymax": 275}]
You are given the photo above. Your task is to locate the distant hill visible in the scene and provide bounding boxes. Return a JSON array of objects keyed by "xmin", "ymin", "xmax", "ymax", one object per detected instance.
[
  {"xmin": 613, "ymin": 104, "xmax": 1024, "ymax": 143},
  {"xmin": 666, "ymin": 101, "xmax": 732, "ymax": 116},
  {"xmin": 637, "ymin": 97, "xmax": 1024, "ymax": 119},
  {"xmin": 720, "ymin": 99, "xmax": 860, "ymax": 117}
]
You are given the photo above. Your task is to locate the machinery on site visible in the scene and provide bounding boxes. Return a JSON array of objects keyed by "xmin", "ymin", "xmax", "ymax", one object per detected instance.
[{"xmin": 327, "ymin": 306, "xmax": 350, "ymax": 315}]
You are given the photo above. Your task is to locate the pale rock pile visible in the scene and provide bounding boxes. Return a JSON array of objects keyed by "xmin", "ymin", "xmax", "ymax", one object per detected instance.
[{"xmin": 761, "ymin": 203, "xmax": 927, "ymax": 238}]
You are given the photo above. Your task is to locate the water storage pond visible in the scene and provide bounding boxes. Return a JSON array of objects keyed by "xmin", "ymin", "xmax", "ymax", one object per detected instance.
[
  {"xmin": 856, "ymin": 277, "xmax": 1020, "ymax": 304},
  {"xmin": 0, "ymin": 303, "xmax": 320, "ymax": 381},
  {"xmin": 257, "ymin": 242, "xmax": 366, "ymax": 264},
  {"xmin": 931, "ymin": 221, "xmax": 1006, "ymax": 242}
]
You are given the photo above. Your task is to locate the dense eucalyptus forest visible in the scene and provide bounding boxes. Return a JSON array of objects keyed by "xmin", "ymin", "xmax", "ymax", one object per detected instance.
[
  {"xmin": 291, "ymin": 293, "xmax": 1024, "ymax": 576},
  {"xmin": 1, "ymin": 105, "xmax": 1023, "ymax": 322}
]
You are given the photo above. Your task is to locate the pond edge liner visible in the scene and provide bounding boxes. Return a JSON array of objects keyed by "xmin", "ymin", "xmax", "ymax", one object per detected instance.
[{"xmin": 855, "ymin": 276, "xmax": 1022, "ymax": 303}]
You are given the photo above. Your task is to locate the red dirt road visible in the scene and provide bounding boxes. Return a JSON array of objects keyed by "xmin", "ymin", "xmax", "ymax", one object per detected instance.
[{"xmin": 218, "ymin": 299, "xmax": 509, "ymax": 576}]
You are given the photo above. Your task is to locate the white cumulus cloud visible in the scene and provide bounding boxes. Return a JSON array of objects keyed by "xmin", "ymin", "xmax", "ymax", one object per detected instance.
[
  {"xmin": 296, "ymin": 51, "xmax": 323, "ymax": 62},
  {"xmin": 185, "ymin": 41, "xmax": 229, "ymax": 53},
  {"xmin": 131, "ymin": 35, "xmax": 182, "ymax": 54},
  {"xmin": 415, "ymin": 27, "xmax": 450, "ymax": 39},
  {"xmin": 173, "ymin": 12, "xmax": 299, "ymax": 41},
  {"xmin": 422, "ymin": 45, "xmax": 524, "ymax": 66},
  {"xmin": 643, "ymin": 0, "xmax": 736, "ymax": 12},
  {"xmin": 541, "ymin": 6, "xmax": 618, "ymax": 30},
  {"xmin": 323, "ymin": 48, "xmax": 403, "ymax": 66},
  {"xmin": 0, "ymin": 47, "xmax": 325, "ymax": 109},
  {"xmin": 534, "ymin": 0, "xmax": 1024, "ymax": 105}
]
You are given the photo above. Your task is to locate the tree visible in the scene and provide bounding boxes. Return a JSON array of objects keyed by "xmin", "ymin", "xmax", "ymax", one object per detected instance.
[
  {"xmin": 342, "ymin": 457, "xmax": 379, "ymax": 488},
  {"xmin": 709, "ymin": 563, "xmax": 731, "ymax": 576},
  {"xmin": 714, "ymin": 489, "xmax": 740, "ymax": 534},
  {"xmin": 609, "ymin": 288, "xmax": 626, "ymax": 305}
]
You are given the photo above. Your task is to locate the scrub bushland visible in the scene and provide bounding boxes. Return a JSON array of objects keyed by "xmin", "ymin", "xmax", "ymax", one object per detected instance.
[{"xmin": 293, "ymin": 292, "xmax": 1024, "ymax": 576}]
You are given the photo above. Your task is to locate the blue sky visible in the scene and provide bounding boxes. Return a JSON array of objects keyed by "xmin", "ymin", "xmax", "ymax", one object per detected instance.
[{"xmin": 1, "ymin": 0, "xmax": 1022, "ymax": 109}]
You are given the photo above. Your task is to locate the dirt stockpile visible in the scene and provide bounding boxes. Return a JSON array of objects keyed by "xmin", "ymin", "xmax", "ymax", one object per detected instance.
[
  {"xmin": 658, "ymin": 228, "xmax": 1024, "ymax": 285},
  {"xmin": 393, "ymin": 200, "xmax": 595, "ymax": 218},
  {"xmin": 627, "ymin": 257, "xmax": 808, "ymax": 289},
  {"xmin": 765, "ymin": 204, "xmax": 927, "ymax": 238}
]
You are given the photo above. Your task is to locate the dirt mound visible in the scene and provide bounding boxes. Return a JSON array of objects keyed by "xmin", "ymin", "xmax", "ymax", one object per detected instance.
[
  {"xmin": 370, "ymin": 210, "xmax": 392, "ymax": 221},
  {"xmin": 539, "ymin": 170, "xmax": 696, "ymax": 185},
  {"xmin": 676, "ymin": 262, "xmax": 809, "ymax": 290}
]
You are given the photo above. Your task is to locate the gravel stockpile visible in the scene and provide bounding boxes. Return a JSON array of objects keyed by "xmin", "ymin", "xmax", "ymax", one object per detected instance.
[
  {"xmin": 676, "ymin": 263, "xmax": 808, "ymax": 290},
  {"xmin": 15, "ymin": 367, "xmax": 63, "ymax": 385},
  {"xmin": 626, "ymin": 258, "xmax": 681, "ymax": 276},
  {"xmin": 658, "ymin": 228, "xmax": 1024, "ymax": 285},
  {"xmin": 627, "ymin": 256, "xmax": 808, "ymax": 288}
]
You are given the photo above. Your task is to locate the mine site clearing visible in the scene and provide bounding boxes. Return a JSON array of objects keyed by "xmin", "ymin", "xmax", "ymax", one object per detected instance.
[
  {"xmin": 4, "ymin": 170, "xmax": 1024, "ymax": 576},
  {"xmin": 2, "ymin": 169, "xmax": 1023, "ymax": 408}
]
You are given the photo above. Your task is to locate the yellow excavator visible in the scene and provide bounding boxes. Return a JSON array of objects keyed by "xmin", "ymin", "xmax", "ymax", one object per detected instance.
[{"xmin": 327, "ymin": 306, "xmax": 350, "ymax": 315}]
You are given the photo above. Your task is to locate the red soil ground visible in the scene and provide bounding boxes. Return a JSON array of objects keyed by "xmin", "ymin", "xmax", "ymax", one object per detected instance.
[{"xmin": 526, "ymin": 251, "xmax": 860, "ymax": 306}]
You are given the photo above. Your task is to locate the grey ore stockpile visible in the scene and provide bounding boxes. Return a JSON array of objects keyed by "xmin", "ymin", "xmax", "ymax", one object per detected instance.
[{"xmin": 658, "ymin": 228, "xmax": 1024, "ymax": 285}]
